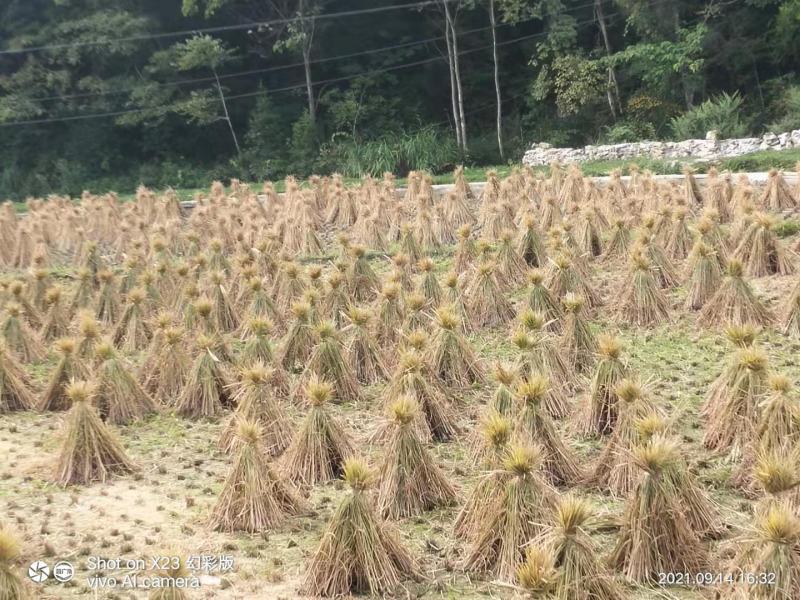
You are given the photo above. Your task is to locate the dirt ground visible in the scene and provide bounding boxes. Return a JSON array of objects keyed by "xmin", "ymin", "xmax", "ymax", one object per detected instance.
[{"xmin": 2, "ymin": 201, "xmax": 800, "ymax": 600}]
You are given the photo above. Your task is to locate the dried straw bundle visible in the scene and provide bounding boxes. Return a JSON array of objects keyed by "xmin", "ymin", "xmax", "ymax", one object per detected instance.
[
  {"xmin": 112, "ymin": 288, "xmax": 152, "ymax": 352},
  {"xmin": 527, "ymin": 270, "xmax": 563, "ymax": 333},
  {"xmin": 580, "ymin": 334, "xmax": 629, "ymax": 436},
  {"xmin": 614, "ymin": 253, "xmax": 671, "ymax": 326},
  {"xmin": 40, "ymin": 287, "xmax": 69, "ymax": 342},
  {"xmin": 732, "ymin": 213, "xmax": 796, "ymax": 277},
  {"xmin": 300, "ymin": 459, "xmax": 421, "ymax": 597},
  {"xmin": 238, "ymin": 277, "xmax": 279, "ymax": 330},
  {"xmin": 461, "ymin": 444, "xmax": 556, "ymax": 582},
  {"xmin": 0, "ymin": 527, "xmax": 26, "ymax": 600},
  {"xmin": 489, "ymin": 362, "xmax": 517, "ymax": 415},
  {"xmin": 402, "ymin": 292, "xmax": 432, "ymax": 331},
  {"xmin": 681, "ymin": 165, "xmax": 703, "ymax": 207},
  {"xmin": 684, "ymin": 240, "xmax": 722, "ymax": 310},
  {"xmin": 601, "ymin": 219, "xmax": 631, "ymax": 262},
  {"xmin": 1, "ymin": 303, "xmax": 45, "ymax": 362},
  {"xmin": 782, "ymin": 282, "xmax": 800, "ymax": 336},
  {"xmin": 321, "ymin": 271, "xmax": 349, "ymax": 329},
  {"xmin": 301, "ymin": 321, "xmax": 361, "ymax": 404},
  {"xmin": 69, "ymin": 268, "xmax": 95, "ymax": 315},
  {"xmin": 277, "ymin": 301, "xmax": 316, "ymax": 371},
  {"xmin": 210, "ymin": 420, "xmax": 305, "ymax": 532},
  {"xmin": 729, "ymin": 504, "xmax": 800, "ymax": 599},
  {"xmin": 575, "ymin": 210, "xmax": 604, "ymax": 258},
  {"xmin": 54, "ymin": 381, "xmax": 136, "ymax": 485},
  {"xmin": 560, "ymin": 293, "xmax": 596, "ymax": 374},
  {"xmin": 752, "ymin": 448, "xmax": 800, "ymax": 512},
  {"xmin": 207, "ymin": 271, "xmax": 240, "ymax": 333},
  {"xmin": 7, "ymin": 281, "xmax": 41, "ymax": 329},
  {"xmin": 634, "ymin": 234, "xmax": 679, "ymax": 288},
  {"xmin": 534, "ymin": 495, "xmax": 625, "ymax": 600},
  {"xmin": 515, "ymin": 546, "xmax": 558, "ymax": 599},
  {"xmin": 375, "ymin": 282, "xmax": 404, "ymax": 346},
  {"xmin": 94, "ymin": 342, "xmax": 157, "ymax": 425},
  {"xmin": 734, "ymin": 374, "xmax": 800, "ymax": 490},
  {"xmin": 610, "ymin": 436, "xmax": 709, "ymax": 583},
  {"xmin": 219, "ymin": 364, "xmax": 292, "ymax": 456},
  {"xmin": 703, "ymin": 347, "xmax": 769, "ymax": 458},
  {"xmin": 470, "ymin": 411, "xmax": 513, "ymax": 467},
  {"xmin": 454, "ymin": 225, "xmax": 477, "ymax": 273},
  {"xmin": 546, "ymin": 255, "xmax": 600, "ymax": 308},
  {"xmin": 348, "ymin": 246, "xmax": 379, "ymax": 302},
  {"xmin": 416, "ymin": 257, "xmax": 442, "ymax": 306},
  {"xmin": 385, "ymin": 350, "xmax": 458, "ymax": 442},
  {"xmin": 759, "ymin": 168, "xmax": 797, "ymax": 211},
  {"xmin": 281, "ymin": 379, "xmax": 354, "ymax": 486},
  {"xmin": 591, "ymin": 380, "xmax": 661, "ymax": 496},
  {"xmin": 239, "ymin": 317, "xmax": 276, "ymax": 364},
  {"xmin": 40, "ymin": 338, "xmax": 89, "ymax": 411},
  {"xmin": 343, "ymin": 306, "xmax": 388, "ymax": 384},
  {"xmin": 94, "ymin": 270, "xmax": 120, "ymax": 327},
  {"xmin": 665, "ymin": 208, "xmax": 693, "ymax": 260},
  {"xmin": 698, "ymin": 259, "xmax": 774, "ymax": 328},
  {"xmin": 497, "ymin": 230, "xmax": 529, "ymax": 286},
  {"xmin": 428, "ymin": 306, "xmax": 484, "ymax": 387},
  {"xmin": 376, "ymin": 397, "xmax": 457, "ymax": 518},
  {"xmin": 512, "ymin": 328, "xmax": 571, "ymax": 418},
  {"xmin": 517, "ymin": 216, "xmax": 547, "ymax": 267},
  {"xmin": 140, "ymin": 327, "xmax": 190, "ymax": 405},
  {"xmin": 443, "ymin": 271, "xmax": 474, "ymax": 334},
  {"xmin": 175, "ymin": 335, "xmax": 233, "ymax": 418},
  {"xmin": 0, "ymin": 342, "xmax": 35, "ymax": 413},
  {"xmin": 465, "ymin": 261, "xmax": 515, "ymax": 328},
  {"xmin": 514, "ymin": 376, "xmax": 583, "ymax": 486}
]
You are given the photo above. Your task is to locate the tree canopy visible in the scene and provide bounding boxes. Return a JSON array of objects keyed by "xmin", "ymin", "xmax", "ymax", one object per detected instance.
[{"xmin": 1, "ymin": 0, "xmax": 799, "ymax": 198}]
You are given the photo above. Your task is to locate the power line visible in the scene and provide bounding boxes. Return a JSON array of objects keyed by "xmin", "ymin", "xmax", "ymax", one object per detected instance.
[
  {"xmin": 12, "ymin": 0, "xmax": 618, "ymax": 104},
  {"xmin": 25, "ymin": 22, "xmax": 511, "ymax": 103},
  {"xmin": 0, "ymin": 12, "xmax": 628, "ymax": 128},
  {"xmin": 0, "ymin": 0, "xmax": 454, "ymax": 57}
]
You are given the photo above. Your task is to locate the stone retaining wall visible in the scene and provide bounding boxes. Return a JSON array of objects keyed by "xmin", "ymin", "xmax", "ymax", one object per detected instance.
[{"xmin": 522, "ymin": 129, "xmax": 800, "ymax": 166}]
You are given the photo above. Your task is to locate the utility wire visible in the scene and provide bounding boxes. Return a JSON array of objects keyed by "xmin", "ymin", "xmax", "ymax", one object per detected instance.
[
  {"xmin": 0, "ymin": 0, "xmax": 455, "ymax": 56},
  {"xmin": 25, "ymin": 21, "xmax": 519, "ymax": 103},
  {"xmin": 21, "ymin": 0, "xmax": 622, "ymax": 105},
  {"xmin": 0, "ymin": 10, "xmax": 634, "ymax": 128}
]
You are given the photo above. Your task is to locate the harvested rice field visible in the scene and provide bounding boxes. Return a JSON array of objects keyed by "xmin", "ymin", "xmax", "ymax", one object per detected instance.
[{"xmin": 2, "ymin": 164, "xmax": 800, "ymax": 599}]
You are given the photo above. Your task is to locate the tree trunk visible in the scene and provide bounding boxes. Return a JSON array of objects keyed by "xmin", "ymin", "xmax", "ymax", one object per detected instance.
[
  {"xmin": 213, "ymin": 68, "xmax": 241, "ymax": 154},
  {"xmin": 300, "ymin": 1, "xmax": 317, "ymax": 126},
  {"xmin": 303, "ymin": 44, "xmax": 316, "ymax": 124},
  {"xmin": 444, "ymin": 1, "xmax": 467, "ymax": 151},
  {"xmin": 489, "ymin": 0, "xmax": 504, "ymax": 159},
  {"xmin": 443, "ymin": 12, "xmax": 461, "ymax": 148},
  {"xmin": 594, "ymin": 0, "xmax": 622, "ymax": 118}
]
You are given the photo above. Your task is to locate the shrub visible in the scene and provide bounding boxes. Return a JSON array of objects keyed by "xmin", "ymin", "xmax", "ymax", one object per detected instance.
[
  {"xmin": 599, "ymin": 119, "xmax": 657, "ymax": 143},
  {"xmin": 767, "ymin": 85, "xmax": 800, "ymax": 133},
  {"xmin": 670, "ymin": 92, "xmax": 750, "ymax": 139},
  {"xmin": 319, "ymin": 128, "xmax": 458, "ymax": 177}
]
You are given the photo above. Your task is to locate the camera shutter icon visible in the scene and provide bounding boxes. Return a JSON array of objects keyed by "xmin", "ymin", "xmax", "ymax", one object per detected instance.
[{"xmin": 28, "ymin": 560, "xmax": 50, "ymax": 583}]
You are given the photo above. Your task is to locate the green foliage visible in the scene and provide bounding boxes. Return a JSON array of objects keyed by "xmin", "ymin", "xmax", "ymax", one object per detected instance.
[
  {"xmin": 599, "ymin": 120, "xmax": 657, "ymax": 143},
  {"xmin": 288, "ymin": 111, "xmax": 318, "ymax": 176},
  {"xmin": 670, "ymin": 92, "xmax": 749, "ymax": 139},
  {"xmin": 544, "ymin": 55, "xmax": 606, "ymax": 116},
  {"xmin": 719, "ymin": 148, "xmax": 800, "ymax": 172},
  {"xmin": 605, "ymin": 24, "xmax": 707, "ymax": 95},
  {"xmin": 319, "ymin": 128, "xmax": 458, "ymax": 177},
  {"xmin": 773, "ymin": 219, "xmax": 800, "ymax": 238},
  {"xmin": 767, "ymin": 85, "xmax": 800, "ymax": 132}
]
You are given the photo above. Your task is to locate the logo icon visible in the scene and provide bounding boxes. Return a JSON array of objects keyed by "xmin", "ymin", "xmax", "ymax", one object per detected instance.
[
  {"xmin": 53, "ymin": 561, "xmax": 75, "ymax": 583},
  {"xmin": 28, "ymin": 560, "xmax": 49, "ymax": 583}
]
